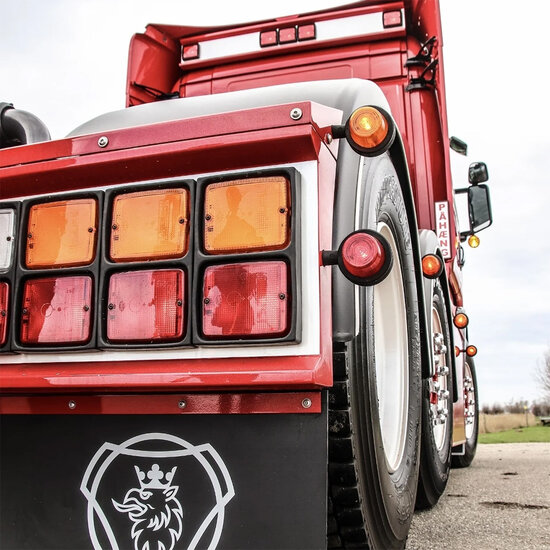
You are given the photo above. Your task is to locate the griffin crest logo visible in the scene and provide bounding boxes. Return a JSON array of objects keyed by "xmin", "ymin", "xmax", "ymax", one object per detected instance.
[
  {"xmin": 112, "ymin": 464, "xmax": 184, "ymax": 550},
  {"xmin": 81, "ymin": 433, "xmax": 235, "ymax": 550}
]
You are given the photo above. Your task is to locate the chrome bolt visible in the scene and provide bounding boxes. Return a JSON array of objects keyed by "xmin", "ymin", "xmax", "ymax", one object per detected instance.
[
  {"xmin": 178, "ymin": 400, "xmax": 186, "ymax": 409},
  {"xmin": 290, "ymin": 108, "xmax": 303, "ymax": 120},
  {"xmin": 438, "ymin": 365, "xmax": 450, "ymax": 376},
  {"xmin": 438, "ymin": 389, "xmax": 450, "ymax": 400},
  {"xmin": 302, "ymin": 398, "xmax": 312, "ymax": 409},
  {"xmin": 98, "ymin": 136, "xmax": 109, "ymax": 148},
  {"xmin": 325, "ymin": 133, "xmax": 333, "ymax": 144},
  {"xmin": 68, "ymin": 400, "xmax": 76, "ymax": 410}
]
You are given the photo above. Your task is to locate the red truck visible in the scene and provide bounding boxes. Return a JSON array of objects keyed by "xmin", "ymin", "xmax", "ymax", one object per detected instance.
[{"xmin": 0, "ymin": 1, "xmax": 492, "ymax": 548}]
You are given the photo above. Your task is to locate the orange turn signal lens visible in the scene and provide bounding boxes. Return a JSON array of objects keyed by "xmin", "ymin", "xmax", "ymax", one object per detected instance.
[
  {"xmin": 468, "ymin": 235, "xmax": 480, "ymax": 248},
  {"xmin": 26, "ymin": 198, "xmax": 97, "ymax": 269},
  {"xmin": 466, "ymin": 345, "xmax": 478, "ymax": 357},
  {"xmin": 453, "ymin": 312, "xmax": 469, "ymax": 329},
  {"xmin": 349, "ymin": 106, "xmax": 389, "ymax": 149},
  {"xmin": 422, "ymin": 254, "xmax": 443, "ymax": 279},
  {"xmin": 204, "ymin": 176, "xmax": 290, "ymax": 254},
  {"xmin": 110, "ymin": 188, "xmax": 189, "ymax": 262},
  {"xmin": 455, "ymin": 346, "xmax": 461, "ymax": 357}
]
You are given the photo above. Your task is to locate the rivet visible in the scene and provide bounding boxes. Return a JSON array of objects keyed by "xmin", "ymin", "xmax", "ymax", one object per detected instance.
[
  {"xmin": 178, "ymin": 400, "xmax": 186, "ymax": 409},
  {"xmin": 22, "ymin": 308, "xmax": 29, "ymax": 315},
  {"xmin": 0, "ymin": 310, "xmax": 6, "ymax": 317},
  {"xmin": 6, "ymin": 236, "xmax": 11, "ymax": 242},
  {"xmin": 205, "ymin": 214, "xmax": 212, "ymax": 221},
  {"xmin": 279, "ymin": 208, "xmax": 286, "ymax": 214},
  {"xmin": 279, "ymin": 293, "xmax": 286, "ymax": 300},
  {"xmin": 112, "ymin": 224, "xmax": 118, "ymax": 230},
  {"xmin": 290, "ymin": 107, "xmax": 303, "ymax": 120},
  {"xmin": 68, "ymin": 400, "xmax": 76, "ymax": 410},
  {"xmin": 176, "ymin": 300, "xmax": 183, "ymax": 307},
  {"xmin": 108, "ymin": 303, "xmax": 115, "ymax": 310},
  {"xmin": 98, "ymin": 136, "xmax": 109, "ymax": 148},
  {"xmin": 204, "ymin": 298, "xmax": 210, "ymax": 304},
  {"xmin": 83, "ymin": 305, "xmax": 90, "ymax": 312},
  {"xmin": 88, "ymin": 227, "xmax": 94, "ymax": 233},
  {"xmin": 179, "ymin": 218, "xmax": 185, "ymax": 224},
  {"xmin": 302, "ymin": 398, "xmax": 312, "ymax": 409},
  {"xmin": 27, "ymin": 233, "xmax": 32, "ymax": 239}
]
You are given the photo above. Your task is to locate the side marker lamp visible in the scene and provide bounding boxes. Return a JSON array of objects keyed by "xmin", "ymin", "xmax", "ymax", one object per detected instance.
[
  {"xmin": 0, "ymin": 282, "xmax": 8, "ymax": 345},
  {"xmin": 26, "ymin": 198, "xmax": 98, "ymax": 268},
  {"xmin": 468, "ymin": 235, "xmax": 480, "ymax": 248},
  {"xmin": 466, "ymin": 345, "xmax": 478, "ymax": 357},
  {"xmin": 422, "ymin": 254, "xmax": 444, "ymax": 279},
  {"xmin": 0, "ymin": 209, "xmax": 15, "ymax": 271},
  {"xmin": 323, "ymin": 230, "xmax": 393, "ymax": 286},
  {"xmin": 332, "ymin": 106, "xmax": 396, "ymax": 157},
  {"xmin": 453, "ymin": 311, "xmax": 469, "ymax": 329}
]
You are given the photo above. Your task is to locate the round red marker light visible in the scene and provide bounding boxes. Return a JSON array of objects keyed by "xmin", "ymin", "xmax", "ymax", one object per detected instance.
[
  {"xmin": 341, "ymin": 232, "xmax": 386, "ymax": 278},
  {"xmin": 422, "ymin": 254, "xmax": 443, "ymax": 279},
  {"xmin": 454, "ymin": 312, "xmax": 469, "ymax": 329}
]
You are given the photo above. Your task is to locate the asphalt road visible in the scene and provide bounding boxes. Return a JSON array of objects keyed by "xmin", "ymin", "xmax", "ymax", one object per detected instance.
[{"xmin": 406, "ymin": 443, "xmax": 550, "ymax": 550}]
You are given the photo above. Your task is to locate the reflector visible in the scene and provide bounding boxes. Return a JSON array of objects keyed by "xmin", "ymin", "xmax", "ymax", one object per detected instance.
[
  {"xmin": 110, "ymin": 188, "xmax": 189, "ymax": 262},
  {"xmin": 0, "ymin": 209, "xmax": 15, "ymax": 271},
  {"xmin": 0, "ymin": 282, "xmax": 8, "ymax": 345},
  {"xmin": 279, "ymin": 27, "xmax": 297, "ymax": 44},
  {"xmin": 20, "ymin": 276, "xmax": 92, "ymax": 344},
  {"xmin": 203, "ymin": 261, "xmax": 288, "ymax": 337},
  {"xmin": 298, "ymin": 24, "xmax": 316, "ymax": 41},
  {"xmin": 183, "ymin": 44, "xmax": 199, "ymax": 60},
  {"xmin": 204, "ymin": 177, "xmax": 290, "ymax": 254},
  {"xmin": 260, "ymin": 30, "xmax": 278, "ymax": 47},
  {"xmin": 383, "ymin": 10, "xmax": 402, "ymax": 28},
  {"xmin": 26, "ymin": 199, "xmax": 97, "ymax": 268},
  {"xmin": 107, "ymin": 269, "xmax": 185, "ymax": 342}
]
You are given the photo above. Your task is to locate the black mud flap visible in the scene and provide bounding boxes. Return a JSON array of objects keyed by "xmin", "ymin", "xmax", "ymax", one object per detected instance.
[{"xmin": 0, "ymin": 397, "xmax": 328, "ymax": 550}]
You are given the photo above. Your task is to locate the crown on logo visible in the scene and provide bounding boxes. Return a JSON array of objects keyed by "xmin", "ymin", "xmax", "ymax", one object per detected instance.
[{"xmin": 134, "ymin": 464, "xmax": 177, "ymax": 490}]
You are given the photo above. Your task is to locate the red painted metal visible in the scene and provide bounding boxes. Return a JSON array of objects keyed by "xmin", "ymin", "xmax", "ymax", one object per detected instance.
[{"xmin": 0, "ymin": 391, "xmax": 322, "ymax": 415}]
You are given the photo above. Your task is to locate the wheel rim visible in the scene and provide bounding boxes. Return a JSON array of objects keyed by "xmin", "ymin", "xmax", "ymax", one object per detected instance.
[
  {"xmin": 464, "ymin": 362, "xmax": 476, "ymax": 440},
  {"xmin": 373, "ymin": 222, "xmax": 409, "ymax": 473},
  {"xmin": 430, "ymin": 304, "xmax": 450, "ymax": 451}
]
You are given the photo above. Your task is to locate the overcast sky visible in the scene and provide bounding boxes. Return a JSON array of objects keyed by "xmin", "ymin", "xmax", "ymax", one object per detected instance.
[{"xmin": 2, "ymin": 0, "xmax": 549, "ymax": 406}]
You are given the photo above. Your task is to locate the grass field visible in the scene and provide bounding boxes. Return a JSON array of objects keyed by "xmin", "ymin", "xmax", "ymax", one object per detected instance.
[{"xmin": 479, "ymin": 425, "xmax": 550, "ymax": 444}]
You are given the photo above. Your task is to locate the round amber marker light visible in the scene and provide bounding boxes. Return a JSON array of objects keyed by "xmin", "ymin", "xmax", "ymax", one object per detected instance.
[
  {"xmin": 466, "ymin": 345, "xmax": 478, "ymax": 357},
  {"xmin": 349, "ymin": 107, "xmax": 389, "ymax": 149},
  {"xmin": 468, "ymin": 235, "xmax": 480, "ymax": 248},
  {"xmin": 422, "ymin": 254, "xmax": 443, "ymax": 278},
  {"xmin": 454, "ymin": 312, "xmax": 469, "ymax": 329}
]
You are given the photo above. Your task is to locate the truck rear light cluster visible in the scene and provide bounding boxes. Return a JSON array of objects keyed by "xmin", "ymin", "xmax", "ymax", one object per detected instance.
[
  {"xmin": 202, "ymin": 261, "xmax": 288, "ymax": 338},
  {"xmin": 0, "ymin": 208, "xmax": 15, "ymax": 270},
  {"xmin": 107, "ymin": 269, "xmax": 185, "ymax": 342},
  {"xmin": 0, "ymin": 282, "xmax": 8, "ymax": 345},
  {"xmin": 110, "ymin": 188, "xmax": 189, "ymax": 262},
  {"xmin": 25, "ymin": 198, "xmax": 98, "ymax": 269},
  {"xmin": 203, "ymin": 176, "xmax": 290, "ymax": 254},
  {"xmin": 20, "ymin": 276, "xmax": 92, "ymax": 344},
  {"xmin": 0, "ymin": 169, "xmax": 300, "ymax": 352}
]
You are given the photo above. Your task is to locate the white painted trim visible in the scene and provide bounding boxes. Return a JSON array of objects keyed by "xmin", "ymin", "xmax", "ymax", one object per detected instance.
[{"xmin": 3, "ymin": 161, "xmax": 321, "ymax": 364}]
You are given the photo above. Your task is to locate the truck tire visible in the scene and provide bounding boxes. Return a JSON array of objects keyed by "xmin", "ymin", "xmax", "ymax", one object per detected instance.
[
  {"xmin": 328, "ymin": 155, "xmax": 422, "ymax": 549},
  {"xmin": 415, "ymin": 280, "xmax": 453, "ymax": 509},
  {"xmin": 452, "ymin": 357, "xmax": 479, "ymax": 468}
]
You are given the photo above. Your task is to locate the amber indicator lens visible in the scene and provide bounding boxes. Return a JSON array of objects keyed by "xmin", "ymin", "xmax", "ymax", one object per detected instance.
[
  {"xmin": 110, "ymin": 188, "xmax": 189, "ymax": 262},
  {"xmin": 204, "ymin": 177, "xmax": 290, "ymax": 254},
  {"xmin": 0, "ymin": 282, "xmax": 8, "ymax": 345},
  {"xmin": 468, "ymin": 234, "xmax": 480, "ymax": 248},
  {"xmin": 203, "ymin": 261, "xmax": 288, "ymax": 337},
  {"xmin": 422, "ymin": 254, "xmax": 443, "ymax": 279},
  {"xmin": 466, "ymin": 345, "xmax": 478, "ymax": 357},
  {"xmin": 453, "ymin": 312, "xmax": 469, "ymax": 329},
  {"xmin": 349, "ymin": 106, "xmax": 389, "ymax": 149},
  {"xmin": 0, "ymin": 208, "xmax": 15, "ymax": 271},
  {"xmin": 107, "ymin": 269, "xmax": 185, "ymax": 342},
  {"xmin": 26, "ymin": 199, "xmax": 97, "ymax": 269},
  {"xmin": 20, "ymin": 276, "xmax": 92, "ymax": 344}
]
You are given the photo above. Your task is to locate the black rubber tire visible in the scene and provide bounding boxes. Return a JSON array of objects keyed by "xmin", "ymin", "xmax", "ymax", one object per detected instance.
[
  {"xmin": 452, "ymin": 357, "xmax": 479, "ymax": 468},
  {"xmin": 328, "ymin": 155, "xmax": 422, "ymax": 549},
  {"xmin": 415, "ymin": 280, "xmax": 453, "ymax": 509}
]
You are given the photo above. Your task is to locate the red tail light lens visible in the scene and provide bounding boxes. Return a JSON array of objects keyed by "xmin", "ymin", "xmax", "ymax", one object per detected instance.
[
  {"xmin": 21, "ymin": 276, "xmax": 92, "ymax": 344},
  {"xmin": 341, "ymin": 232, "xmax": 386, "ymax": 278},
  {"xmin": 203, "ymin": 261, "xmax": 288, "ymax": 338},
  {"xmin": 0, "ymin": 282, "xmax": 8, "ymax": 345},
  {"xmin": 107, "ymin": 269, "xmax": 185, "ymax": 342}
]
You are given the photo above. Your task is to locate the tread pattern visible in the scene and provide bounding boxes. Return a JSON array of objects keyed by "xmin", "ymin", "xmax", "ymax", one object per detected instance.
[{"xmin": 327, "ymin": 342, "xmax": 370, "ymax": 549}]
